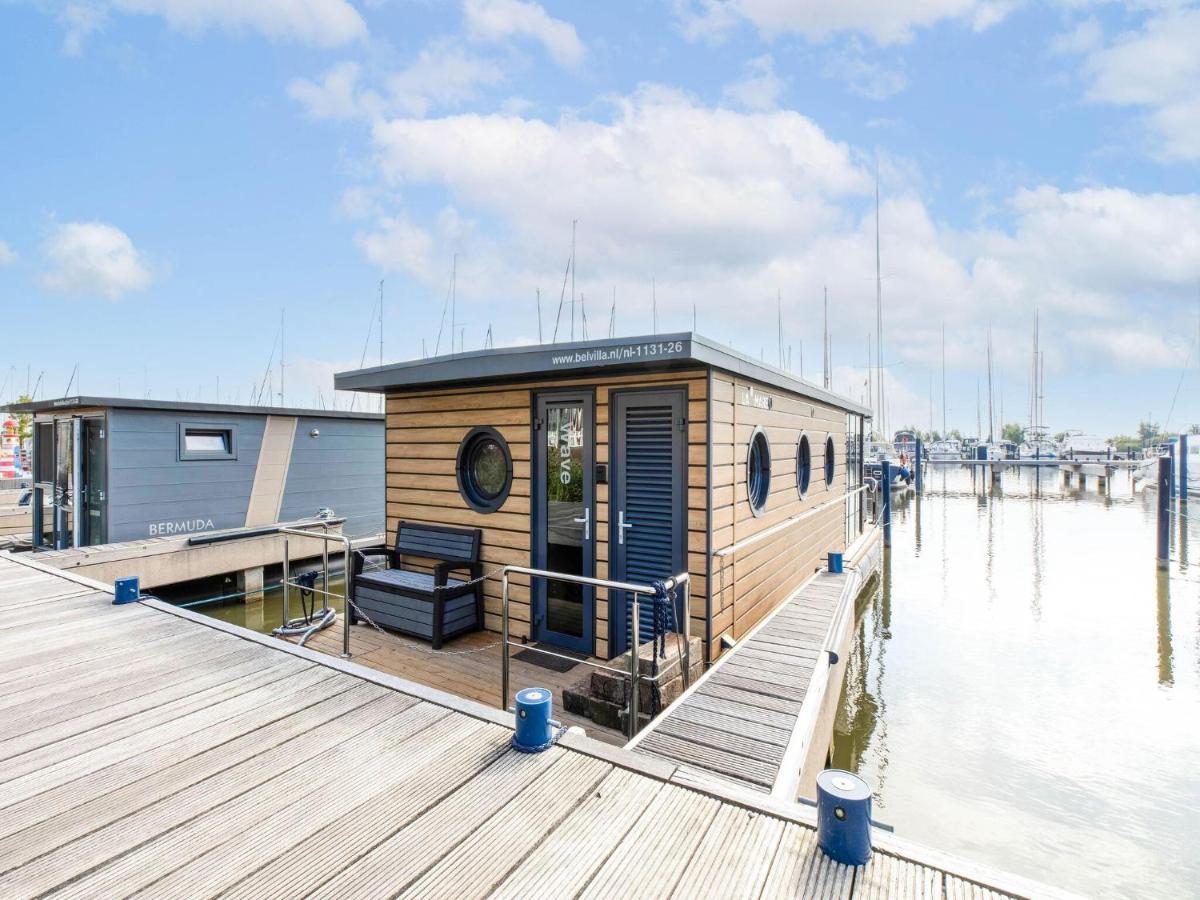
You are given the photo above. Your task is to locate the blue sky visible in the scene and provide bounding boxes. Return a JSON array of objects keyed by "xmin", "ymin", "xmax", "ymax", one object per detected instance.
[{"xmin": 1, "ymin": 0, "xmax": 1198, "ymax": 438}]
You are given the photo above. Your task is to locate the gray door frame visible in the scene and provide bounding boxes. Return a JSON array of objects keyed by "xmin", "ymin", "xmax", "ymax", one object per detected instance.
[{"xmin": 530, "ymin": 389, "xmax": 596, "ymax": 654}]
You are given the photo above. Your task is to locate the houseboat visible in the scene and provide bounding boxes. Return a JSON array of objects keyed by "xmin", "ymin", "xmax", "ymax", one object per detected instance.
[
  {"xmin": 334, "ymin": 332, "xmax": 873, "ymax": 665},
  {"xmin": 6, "ymin": 396, "xmax": 385, "ymax": 550}
]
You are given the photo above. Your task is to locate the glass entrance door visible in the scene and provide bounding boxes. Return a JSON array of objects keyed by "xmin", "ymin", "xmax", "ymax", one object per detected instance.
[
  {"xmin": 53, "ymin": 418, "xmax": 74, "ymax": 549},
  {"xmin": 532, "ymin": 393, "xmax": 594, "ymax": 653},
  {"xmin": 82, "ymin": 418, "xmax": 106, "ymax": 546}
]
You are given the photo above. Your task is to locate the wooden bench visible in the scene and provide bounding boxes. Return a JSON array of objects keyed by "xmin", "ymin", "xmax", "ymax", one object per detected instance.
[{"xmin": 349, "ymin": 521, "xmax": 484, "ymax": 649}]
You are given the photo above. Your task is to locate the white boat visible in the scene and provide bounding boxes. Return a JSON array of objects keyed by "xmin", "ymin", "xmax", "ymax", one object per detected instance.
[
  {"xmin": 1135, "ymin": 440, "xmax": 1200, "ymax": 496},
  {"xmin": 1062, "ymin": 433, "xmax": 1112, "ymax": 461},
  {"xmin": 928, "ymin": 439, "xmax": 962, "ymax": 461}
]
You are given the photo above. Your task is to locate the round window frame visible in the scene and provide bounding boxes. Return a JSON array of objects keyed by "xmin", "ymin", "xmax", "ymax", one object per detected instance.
[
  {"xmin": 824, "ymin": 434, "xmax": 836, "ymax": 489},
  {"xmin": 796, "ymin": 432, "xmax": 813, "ymax": 499},
  {"xmin": 747, "ymin": 426, "xmax": 771, "ymax": 516},
  {"xmin": 456, "ymin": 426, "xmax": 513, "ymax": 513}
]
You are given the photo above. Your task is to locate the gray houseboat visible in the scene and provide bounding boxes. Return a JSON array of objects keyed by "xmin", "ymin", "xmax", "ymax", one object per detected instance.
[{"xmin": 8, "ymin": 397, "xmax": 384, "ymax": 550}]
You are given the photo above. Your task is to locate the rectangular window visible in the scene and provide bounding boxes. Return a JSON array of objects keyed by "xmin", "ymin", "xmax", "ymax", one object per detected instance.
[
  {"xmin": 35, "ymin": 422, "xmax": 54, "ymax": 484},
  {"xmin": 178, "ymin": 424, "xmax": 237, "ymax": 460}
]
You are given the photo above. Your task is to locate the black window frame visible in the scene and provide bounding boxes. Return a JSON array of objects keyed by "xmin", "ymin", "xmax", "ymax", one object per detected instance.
[
  {"xmin": 824, "ymin": 434, "xmax": 836, "ymax": 488},
  {"xmin": 796, "ymin": 431, "xmax": 812, "ymax": 499},
  {"xmin": 747, "ymin": 426, "xmax": 771, "ymax": 515},
  {"xmin": 178, "ymin": 423, "xmax": 237, "ymax": 461},
  {"xmin": 457, "ymin": 425, "xmax": 513, "ymax": 513}
]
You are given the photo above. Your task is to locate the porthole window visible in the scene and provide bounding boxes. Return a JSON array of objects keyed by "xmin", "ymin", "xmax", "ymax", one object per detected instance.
[
  {"xmin": 747, "ymin": 427, "xmax": 771, "ymax": 514},
  {"xmin": 825, "ymin": 435, "xmax": 836, "ymax": 488},
  {"xmin": 457, "ymin": 426, "xmax": 513, "ymax": 513},
  {"xmin": 796, "ymin": 433, "xmax": 812, "ymax": 498}
]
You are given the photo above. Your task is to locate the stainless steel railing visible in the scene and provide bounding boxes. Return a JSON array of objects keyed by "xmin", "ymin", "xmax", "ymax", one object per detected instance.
[
  {"xmin": 500, "ymin": 565, "xmax": 691, "ymax": 739},
  {"xmin": 280, "ymin": 523, "xmax": 353, "ymax": 658},
  {"xmin": 713, "ymin": 483, "xmax": 873, "ymax": 559}
]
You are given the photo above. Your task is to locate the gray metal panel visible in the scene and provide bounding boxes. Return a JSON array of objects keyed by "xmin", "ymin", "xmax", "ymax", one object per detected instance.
[
  {"xmin": 5, "ymin": 396, "xmax": 383, "ymax": 421},
  {"xmin": 278, "ymin": 417, "xmax": 384, "ymax": 538},
  {"xmin": 104, "ymin": 409, "xmax": 265, "ymax": 542},
  {"xmin": 333, "ymin": 332, "xmax": 871, "ymax": 417}
]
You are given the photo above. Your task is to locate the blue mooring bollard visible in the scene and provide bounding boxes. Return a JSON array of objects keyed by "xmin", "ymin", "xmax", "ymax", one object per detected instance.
[
  {"xmin": 881, "ymin": 460, "xmax": 892, "ymax": 548},
  {"xmin": 1157, "ymin": 456, "xmax": 1171, "ymax": 570},
  {"xmin": 1180, "ymin": 434, "xmax": 1189, "ymax": 500},
  {"xmin": 816, "ymin": 769, "xmax": 873, "ymax": 865},
  {"xmin": 113, "ymin": 576, "xmax": 140, "ymax": 605},
  {"xmin": 511, "ymin": 687, "xmax": 554, "ymax": 752},
  {"xmin": 828, "ymin": 552, "xmax": 844, "ymax": 574},
  {"xmin": 914, "ymin": 438, "xmax": 923, "ymax": 493}
]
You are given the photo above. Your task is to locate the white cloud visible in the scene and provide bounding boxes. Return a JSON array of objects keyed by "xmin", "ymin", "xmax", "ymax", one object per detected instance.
[
  {"xmin": 289, "ymin": 42, "xmax": 505, "ymax": 120},
  {"xmin": 385, "ymin": 39, "xmax": 505, "ymax": 116},
  {"xmin": 1073, "ymin": 5, "xmax": 1200, "ymax": 160},
  {"xmin": 722, "ymin": 54, "xmax": 784, "ymax": 110},
  {"xmin": 59, "ymin": 2, "xmax": 107, "ymax": 55},
  {"xmin": 355, "ymin": 213, "xmax": 435, "ymax": 278},
  {"xmin": 673, "ymin": 0, "xmax": 1014, "ymax": 45},
  {"xmin": 464, "ymin": 0, "xmax": 585, "ymax": 67},
  {"xmin": 821, "ymin": 42, "xmax": 907, "ymax": 100},
  {"xmin": 0, "ymin": 240, "xmax": 17, "ymax": 266},
  {"xmin": 70, "ymin": 0, "xmax": 367, "ymax": 50},
  {"xmin": 370, "ymin": 84, "xmax": 866, "ymax": 276},
  {"xmin": 325, "ymin": 84, "xmax": 1200, "ymax": 413},
  {"xmin": 41, "ymin": 221, "xmax": 153, "ymax": 299},
  {"xmin": 288, "ymin": 61, "xmax": 375, "ymax": 120}
]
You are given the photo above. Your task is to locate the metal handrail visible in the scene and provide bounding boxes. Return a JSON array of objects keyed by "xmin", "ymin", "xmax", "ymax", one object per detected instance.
[
  {"xmin": 280, "ymin": 524, "xmax": 353, "ymax": 658},
  {"xmin": 500, "ymin": 564, "xmax": 691, "ymax": 740},
  {"xmin": 713, "ymin": 484, "xmax": 873, "ymax": 559}
]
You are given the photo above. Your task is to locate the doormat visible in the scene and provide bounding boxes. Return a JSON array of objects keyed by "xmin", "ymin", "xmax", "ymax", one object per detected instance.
[{"xmin": 512, "ymin": 647, "xmax": 584, "ymax": 673}]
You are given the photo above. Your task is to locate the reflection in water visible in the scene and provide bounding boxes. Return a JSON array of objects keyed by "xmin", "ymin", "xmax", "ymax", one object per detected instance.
[
  {"xmin": 1157, "ymin": 569, "xmax": 1173, "ymax": 686},
  {"xmin": 832, "ymin": 465, "xmax": 1200, "ymax": 899}
]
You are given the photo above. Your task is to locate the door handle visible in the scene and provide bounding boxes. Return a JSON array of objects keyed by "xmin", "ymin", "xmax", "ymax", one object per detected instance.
[
  {"xmin": 573, "ymin": 507, "xmax": 590, "ymax": 541},
  {"xmin": 618, "ymin": 510, "xmax": 634, "ymax": 545}
]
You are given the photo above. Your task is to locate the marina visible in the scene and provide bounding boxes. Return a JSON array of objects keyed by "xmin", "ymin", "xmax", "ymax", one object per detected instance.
[{"xmin": 5, "ymin": 6, "xmax": 1199, "ymax": 892}]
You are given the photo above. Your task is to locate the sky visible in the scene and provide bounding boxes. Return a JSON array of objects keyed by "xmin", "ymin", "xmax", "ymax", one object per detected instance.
[{"xmin": 1, "ymin": 0, "xmax": 1198, "ymax": 439}]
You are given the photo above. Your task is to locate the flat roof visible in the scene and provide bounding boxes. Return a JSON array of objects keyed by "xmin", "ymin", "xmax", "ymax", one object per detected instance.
[
  {"xmin": 335, "ymin": 332, "xmax": 872, "ymax": 416},
  {"xmin": 3, "ymin": 396, "xmax": 383, "ymax": 421}
]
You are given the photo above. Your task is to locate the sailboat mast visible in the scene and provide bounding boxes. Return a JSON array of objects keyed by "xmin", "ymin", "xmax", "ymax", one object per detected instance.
[
  {"xmin": 941, "ymin": 321, "xmax": 947, "ymax": 436},
  {"xmin": 986, "ymin": 329, "xmax": 995, "ymax": 444},
  {"xmin": 875, "ymin": 171, "xmax": 885, "ymax": 439},
  {"xmin": 823, "ymin": 286, "xmax": 830, "ymax": 389}
]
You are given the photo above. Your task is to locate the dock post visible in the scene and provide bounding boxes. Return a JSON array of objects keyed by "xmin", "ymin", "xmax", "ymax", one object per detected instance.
[
  {"xmin": 1168, "ymin": 443, "xmax": 1177, "ymax": 499},
  {"xmin": 914, "ymin": 438, "xmax": 923, "ymax": 493},
  {"xmin": 628, "ymin": 592, "xmax": 641, "ymax": 738},
  {"xmin": 881, "ymin": 460, "xmax": 892, "ymax": 548},
  {"xmin": 1157, "ymin": 456, "xmax": 1170, "ymax": 569},
  {"xmin": 1180, "ymin": 434, "xmax": 1189, "ymax": 499},
  {"xmin": 238, "ymin": 566, "xmax": 265, "ymax": 604}
]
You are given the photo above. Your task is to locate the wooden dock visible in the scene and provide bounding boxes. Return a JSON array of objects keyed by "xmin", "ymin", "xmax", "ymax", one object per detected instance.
[
  {"xmin": 627, "ymin": 534, "xmax": 879, "ymax": 800},
  {"xmin": 0, "ymin": 551, "xmax": 1068, "ymax": 899}
]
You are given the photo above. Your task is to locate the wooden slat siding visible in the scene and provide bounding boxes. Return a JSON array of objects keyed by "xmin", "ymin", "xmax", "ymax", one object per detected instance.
[
  {"xmin": 384, "ymin": 368, "xmax": 708, "ymax": 659},
  {"xmin": 707, "ymin": 370, "xmax": 850, "ymax": 660}
]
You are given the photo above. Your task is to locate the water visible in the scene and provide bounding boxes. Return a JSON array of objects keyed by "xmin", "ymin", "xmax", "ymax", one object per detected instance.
[
  {"xmin": 833, "ymin": 466, "xmax": 1200, "ymax": 898},
  {"xmin": 157, "ymin": 570, "xmax": 347, "ymax": 634}
]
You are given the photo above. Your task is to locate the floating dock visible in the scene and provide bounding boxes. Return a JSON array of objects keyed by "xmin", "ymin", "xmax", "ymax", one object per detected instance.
[
  {"xmin": 628, "ymin": 528, "xmax": 882, "ymax": 800},
  {"xmin": 0, "ymin": 552, "xmax": 1072, "ymax": 898}
]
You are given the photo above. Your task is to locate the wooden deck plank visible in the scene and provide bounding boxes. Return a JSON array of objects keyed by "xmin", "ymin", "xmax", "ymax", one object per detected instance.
[
  {"xmin": 44, "ymin": 702, "xmax": 454, "ymax": 899},
  {"xmin": 0, "ymin": 682, "xmax": 383, "ymax": 862},
  {"xmin": 668, "ymin": 700, "xmax": 793, "ymax": 746},
  {"xmin": 637, "ymin": 731, "xmax": 776, "ymax": 787},
  {"xmin": 491, "ymin": 768, "xmax": 663, "ymax": 899},
  {"xmin": 0, "ymin": 688, "xmax": 412, "ymax": 896},
  {"xmin": 136, "ymin": 717, "xmax": 508, "ymax": 899},
  {"xmin": 655, "ymin": 715, "xmax": 788, "ymax": 763},
  {"xmin": 398, "ymin": 754, "xmax": 612, "ymax": 899},
  {"xmin": 298, "ymin": 748, "xmax": 567, "ymax": 900},
  {"xmin": 578, "ymin": 781, "xmax": 720, "ymax": 899},
  {"xmin": 0, "ymin": 659, "xmax": 316, "ymax": 808},
  {"xmin": 761, "ymin": 822, "xmax": 854, "ymax": 899},
  {"xmin": 670, "ymin": 801, "xmax": 786, "ymax": 898},
  {"xmin": 0, "ymin": 653, "xmax": 304, "ymax": 769}
]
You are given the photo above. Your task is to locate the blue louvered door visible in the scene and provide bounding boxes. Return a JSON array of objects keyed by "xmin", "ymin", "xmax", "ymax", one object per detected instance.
[{"xmin": 610, "ymin": 389, "xmax": 687, "ymax": 656}]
